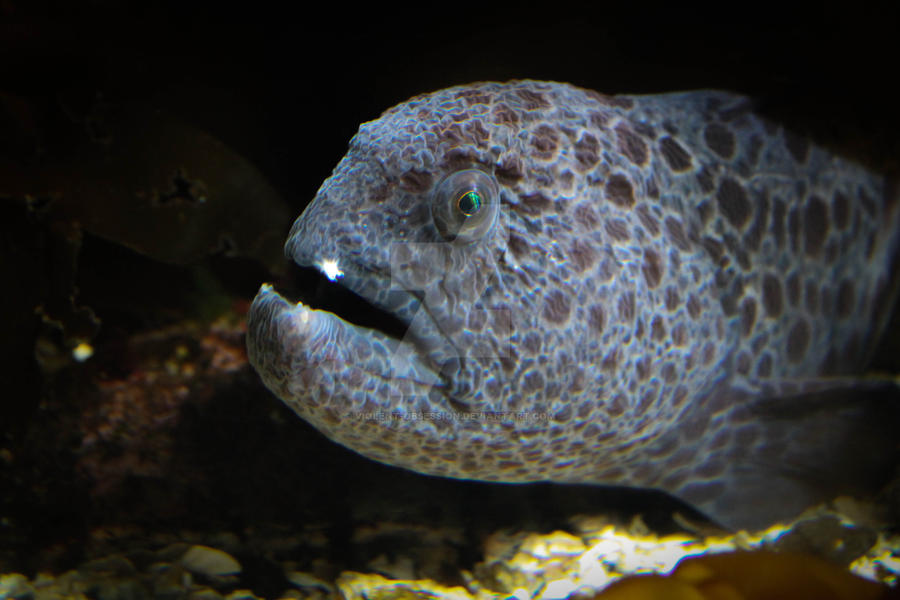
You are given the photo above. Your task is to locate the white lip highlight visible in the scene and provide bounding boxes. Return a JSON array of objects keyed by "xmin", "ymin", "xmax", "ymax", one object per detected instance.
[{"xmin": 317, "ymin": 258, "xmax": 344, "ymax": 281}]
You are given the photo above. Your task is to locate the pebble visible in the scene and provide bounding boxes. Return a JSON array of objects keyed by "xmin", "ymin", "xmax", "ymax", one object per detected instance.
[{"xmin": 179, "ymin": 546, "xmax": 242, "ymax": 577}]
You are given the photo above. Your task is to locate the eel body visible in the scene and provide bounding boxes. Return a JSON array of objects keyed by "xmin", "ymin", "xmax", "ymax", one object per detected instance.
[{"xmin": 247, "ymin": 81, "xmax": 900, "ymax": 529}]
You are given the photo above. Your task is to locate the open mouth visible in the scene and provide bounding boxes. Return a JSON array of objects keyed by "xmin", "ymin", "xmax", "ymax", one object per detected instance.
[
  {"xmin": 248, "ymin": 256, "xmax": 451, "ymax": 397},
  {"xmin": 275, "ymin": 262, "xmax": 410, "ymax": 341}
]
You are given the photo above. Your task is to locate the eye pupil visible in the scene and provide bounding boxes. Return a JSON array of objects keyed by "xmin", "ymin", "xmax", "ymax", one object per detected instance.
[{"xmin": 457, "ymin": 191, "xmax": 481, "ymax": 216}]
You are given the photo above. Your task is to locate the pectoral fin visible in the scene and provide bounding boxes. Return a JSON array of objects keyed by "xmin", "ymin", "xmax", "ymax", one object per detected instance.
[{"xmin": 656, "ymin": 378, "xmax": 900, "ymax": 531}]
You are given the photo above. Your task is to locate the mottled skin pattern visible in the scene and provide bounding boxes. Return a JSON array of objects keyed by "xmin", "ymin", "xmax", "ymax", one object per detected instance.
[{"xmin": 247, "ymin": 81, "xmax": 900, "ymax": 530}]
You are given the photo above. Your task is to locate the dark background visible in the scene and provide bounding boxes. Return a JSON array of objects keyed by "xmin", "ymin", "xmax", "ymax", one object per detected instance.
[
  {"xmin": 3, "ymin": 7, "xmax": 898, "ymax": 202},
  {"xmin": 1, "ymin": 5, "xmax": 898, "ymax": 587}
]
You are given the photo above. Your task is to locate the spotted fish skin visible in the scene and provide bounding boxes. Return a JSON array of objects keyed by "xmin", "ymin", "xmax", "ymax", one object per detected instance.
[{"xmin": 247, "ymin": 81, "xmax": 900, "ymax": 530}]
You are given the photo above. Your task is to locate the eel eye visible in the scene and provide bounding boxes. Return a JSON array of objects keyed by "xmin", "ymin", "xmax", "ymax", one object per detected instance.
[
  {"xmin": 457, "ymin": 190, "xmax": 482, "ymax": 217},
  {"xmin": 431, "ymin": 169, "xmax": 499, "ymax": 243}
]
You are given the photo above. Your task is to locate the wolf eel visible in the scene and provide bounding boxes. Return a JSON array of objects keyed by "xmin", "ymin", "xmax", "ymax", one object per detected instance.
[{"xmin": 247, "ymin": 80, "xmax": 900, "ymax": 530}]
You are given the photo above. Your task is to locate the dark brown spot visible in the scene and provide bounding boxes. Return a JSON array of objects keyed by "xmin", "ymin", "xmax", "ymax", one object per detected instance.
[
  {"xmin": 697, "ymin": 201, "xmax": 714, "ymax": 225},
  {"xmin": 454, "ymin": 88, "xmax": 492, "ymax": 105},
  {"xmin": 661, "ymin": 363, "xmax": 678, "ymax": 384},
  {"xmin": 636, "ymin": 205, "xmax": 660, "ymax": 237},
  {"xmin": 756, "ymin": 353, "xmax": 772, "ymax": 377},
  {"xmin": 671, "ymin": 323, "xmax": 687, "ymax": 346},
  {"xmin": 517, "ymin": 191, "xmax": 552, "ymax": 215},
  {"xmin": 634, "ymin": 121, "xmax": 657, "ymax": 140},
  {"xmin": 720, "ymin": 290, "xmax": 739, "ymax": 317},
  {"xmin": 600, "ymin": 396, "xmax": 625, "ymax": 421},
  {"xmin": 820, "ymin": 283, "xmax": 833, "ymax": 316},
  {"xmin": 642, "ymin": 248, "xmax": 663, "ymax": 288},
  {"xmin": 702, "ymin": 342, "xmax": 716, "ymax": 365},
  {"xmin": 574, "ymin": 133, "xmax": 600, "ymax": 171},
  {"xmin": 618, "ymin": 291, "xmax": 635, "ymax": 322},
  {"xmin": 522, "ymin": 370, "xmax": 544, "ymax": 393},
  {"xmin": 700, "ymin": 236, "xmax": 724, "ymax": 262},
  {"xmin": 669, "ymin": 247, "xmax": 682, "ymax": 273},
  {"xmin": 522, "ymin": 332, "xmax": 541, "ymax": 355},
  {"xmin": 436, "ymin": 122, "xmax": 465, "ymax": 147},
  {"xmin": 615, "ymin": 123, "xmax": 648, "ymax": 166},
  {"xmin": 609, "ymin": 95, "xmax": 635, "ymax": 109},
  {"xmin": 529, "ymin": 125, "xmax": 559, "ymax": 161},
  {"xmin": 605, "ymin": 173, "xmax": 635, "ymax": 208},
  {"xmin": 740, "ymin": 297, "xmax": 756, "ymax": 337},
  {"xmin": 596, "ymin": 256, "xmax": 619, "ymax": 283},
  {"xmin": 832, "ymin": 190, "xmax": 850, "ymax": 229},
  {"xmin": 824, "ymin": 239, "xmax": 839, "ymax": 265},
  {"xmin": 604, "ymin": 218, "xmax": 630, "ymax": 241},
  {"xmin": 786, "ymin": 272, "xmax": 800, "ymax": 307},
  {"xmin": 464, "ymin": 120, "xmax": 490, "ymax": 147},
  {"xmin": 442, "ymin": 147, "xmax": 480, "ymax": 170},
  {"xmin": 542, "ymin": 290, "xmax": 571, "ymax": 324},
  {"xmin": 664, "ymin": 216, "xmax": 691, "ymax": 251},
  {"xmin": 751, "ymin": 334, "xmax": 768, "ymax": 355},
  {"xmin": 716, "ymin": 177, "xmax": 752, "ymax": 229},
  {"xmin": 588, "ymin": 304, "xmax": 605, "ymax": 334},
  {"xmin": 492, "ymin": 103, "xmax": 519, "ymax": 126},
  {"xmin": 496, "ymin": 155, "xmax": 524, "ymax": 184},
  {"xmin": 736, "ymin": 351, "xmax": 752, "ymax": 375},
  {"xmin": 786, "ymin": 319, "xmax": 811, "ymax": 363},
  {"xmin": 804, "ymin": 280, "xmax": 819, "ymax": 314},
  {"xmin": 772, "ymin": 197, "xmax": 786, "ymax": 249},
  {"xmin": 601, "ymin": 350, "xmax": 620, "ymax": 373},
  {"xmin": 559, "ymin": 126, "xmax": 577, "ymax": 141},
  {"xmin": 588, "ymin": 110, "xmax": 609, "ymax": 129},
  {"xmin": 722, "ymin": 232, "xmax": 752, "ymax": 271},
  {"xmin": 569, "ymin": 238, "xmax": 597, "ymax": 273},
  {"xmin": 743, "ymin": 189, "xmax": 770, "ymax": 252},
  {"xmin": 788, "ymin": 207, "xmax": 800, "ymax": 253},
  {"xmin": 651, "ymin": 315, "xmax": 666, "ymax": 341},
  {"xmin": 804, "ymin": 195, "xmax": 829, "ymax": 257},
  {"xmin": 836, "ymin": 279, "xmax": 855, "ymax": 318},
  {"xmin": 696, "ymin": 165, "xmax": 716, "ymax": 193},
  {"xmin": 552, "ymin": 403, "xmax": 570, "ymax": 421},
  {"xmin": 467, "ymin": 308, "xmax": 487, "ymax": 332},
  {"xmin": 574, "ymin": 203, "xmax": 599, "ymax": 230},
  {"xmin": 686, "ymin": 294, "xmax": 702, "ymax": 320},
  {"xmin": 516, "ymin": 89, "xmax": 551, "ymax": 110},
  {"xmin": 399, "ymin": 169, "xmax": 433, "ymax": 193},
  {"xmin": 761, "ymin": 274, "xmax": 783, "ymax": 318},
  {"xmin": 635, "ymin": 318, "xmax": 645, "ymax": 340},
  {"xmin": 672, "ymin": 385, "xmax": 688, "ymax": 408},
  {"xmin": 665, "ymin": 286, "xmax": 680, "ymax": 311},
  {"xmin": 635, "ymin": 357, "xmax": 652, "ymax": 381},
  {"xmin": 659, "ymin": 136, "xmax": 692, "ymax": 172},
  {"xmin": 703, "ymin": 122, "xmax": 736, "ymax": 159},
  {"xmin": 507, "ymin": 233, "xmax": 530, "ymax": 259},
  {"xmin": 783, "ymin": 129, "xmax": 810, "ymax": 164},
  {"xmin": 646, "ymin": 175, "xmax": 660, "ymax": 200},
  {"xmin": 739, "ymin": 135, "xmax": 764, "ymax": 175}
]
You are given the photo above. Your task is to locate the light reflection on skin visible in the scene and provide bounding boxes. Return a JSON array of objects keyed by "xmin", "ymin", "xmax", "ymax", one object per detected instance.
[{"xmin": 317, "ymin": 258, "xmax": 344, "ymax": 281}]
